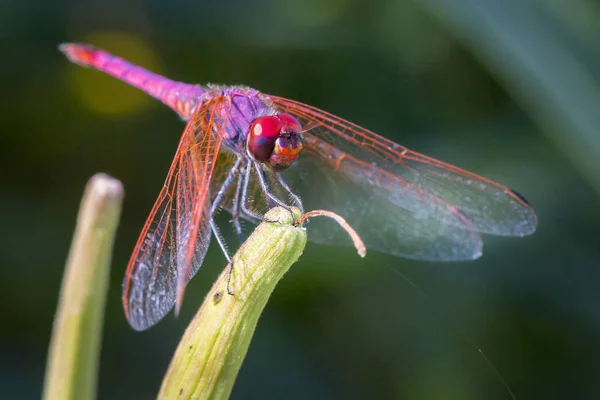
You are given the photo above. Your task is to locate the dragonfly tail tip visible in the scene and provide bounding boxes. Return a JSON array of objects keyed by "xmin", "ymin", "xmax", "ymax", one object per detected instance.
[{"xmin": 58, "ymin": 42, "xmax": 97, "ymax": 67}]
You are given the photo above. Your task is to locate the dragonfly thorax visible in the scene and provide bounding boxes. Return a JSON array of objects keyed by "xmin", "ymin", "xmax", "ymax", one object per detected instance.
[{"xmin": 247, "ymin": 114, "xmax": 303, "ymax": 171}]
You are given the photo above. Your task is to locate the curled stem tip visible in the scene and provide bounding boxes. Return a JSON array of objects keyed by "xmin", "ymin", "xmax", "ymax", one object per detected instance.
[{"xmin": 295, "ymin": 209, "xmax": 367, "ymax": 257}]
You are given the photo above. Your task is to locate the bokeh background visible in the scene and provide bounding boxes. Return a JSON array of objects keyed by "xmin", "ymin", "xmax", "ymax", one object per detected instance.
[{"xmin": 2, "ymin": 0, "xmax": 600, "ymax": 398}]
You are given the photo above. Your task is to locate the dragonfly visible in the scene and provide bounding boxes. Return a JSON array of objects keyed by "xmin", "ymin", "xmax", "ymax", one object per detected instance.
[{"xmin": 60, "ymin": 43, "xmax": 537, "ymax": 331}]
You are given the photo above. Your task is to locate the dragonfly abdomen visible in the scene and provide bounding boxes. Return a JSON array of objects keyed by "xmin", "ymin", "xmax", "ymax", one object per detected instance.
[{"xmin": 59, "ymin": 43, "xmax": 204, "ymax": 120}]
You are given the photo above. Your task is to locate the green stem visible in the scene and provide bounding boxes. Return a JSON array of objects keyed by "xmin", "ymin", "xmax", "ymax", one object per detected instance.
[
  {"xmin": 43, "ymin": 173, "xmax": 124, "ymax": 400},
  {"xmin": 158, "ymin": 207, "xmax": 307, "ymax": 400}
]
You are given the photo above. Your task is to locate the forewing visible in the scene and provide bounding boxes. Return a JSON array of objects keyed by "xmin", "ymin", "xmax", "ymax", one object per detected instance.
[
  {"xmin": 269, "ymin": 96, "xmax": 537, "ymax": 260},
  {"xmin": 122, "ymin": 96, "xmax": 228, "ymax": 331},
  {"xmin": 283, "ymin": 147, "xmax": 484, "ymax": 260}
]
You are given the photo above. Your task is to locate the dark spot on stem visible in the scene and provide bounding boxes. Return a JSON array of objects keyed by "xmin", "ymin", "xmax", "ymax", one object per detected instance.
[{"xmin": 214, "ymin": 291, "xmax": 223, "ymax": 304}]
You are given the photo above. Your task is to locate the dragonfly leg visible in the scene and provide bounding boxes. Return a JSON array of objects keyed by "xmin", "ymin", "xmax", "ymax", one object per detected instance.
[
  {"xmin": 211, "ymin": 157, "xmax": 242, "ymax": 212},
  {"xmin": 210, "ymin": 156, "xmax": 242, "ymax": 296},
  {"xmin": 209, "ymin": 219, "xmax": 235, "ymax": 295},
  {"xmin": 230, "ymin": 164, "xmax": 245, "ymax": 244},
  {"xmin": 274, "ymin": 172, "xmax": 304, "ymax": 214},
  {"xmin": 240, "ymin": 160, "xmax": 276, "ymax": 222},
  {"xmin": 253, "ymin": 163, "xmax": 296, "ymax": 220}
]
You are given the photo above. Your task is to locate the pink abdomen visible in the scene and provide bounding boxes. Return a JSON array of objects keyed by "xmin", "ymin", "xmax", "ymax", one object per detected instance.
[{"xmin": 59, "ymin": 43, "xmax": 204, "ymax": 120}]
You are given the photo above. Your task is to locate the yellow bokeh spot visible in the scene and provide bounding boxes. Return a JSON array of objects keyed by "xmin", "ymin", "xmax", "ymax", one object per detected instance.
[{"xmin": 69, "ymin": 31, "xmax": 163, "ymax": 116}]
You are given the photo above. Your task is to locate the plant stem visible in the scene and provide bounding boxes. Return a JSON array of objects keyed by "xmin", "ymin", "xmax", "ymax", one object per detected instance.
[
  {"xmin": 158, "ymin": 207, "xmax": 306, "ymax": 400},
  {"xmin": 43, "ymin": 174, "xmax": 124, "ymax": 400}
]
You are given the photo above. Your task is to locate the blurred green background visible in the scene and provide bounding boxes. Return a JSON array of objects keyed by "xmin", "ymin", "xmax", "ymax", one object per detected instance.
[{"xmin": 2, "ymin": 0, "xmax": 600, "ymax": 398}]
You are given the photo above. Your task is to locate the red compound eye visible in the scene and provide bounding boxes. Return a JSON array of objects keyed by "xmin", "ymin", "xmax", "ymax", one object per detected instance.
[
  {"xmin": 277, "ymin": 113, "xmax": 302, "ymax": 133},
  {"xmin": 247, "ymin": 114, "xmax": 304, "ymax": 170},
  {"xmin": 248, "ymin": 116, "xmax": 283, "ymax": 162}
]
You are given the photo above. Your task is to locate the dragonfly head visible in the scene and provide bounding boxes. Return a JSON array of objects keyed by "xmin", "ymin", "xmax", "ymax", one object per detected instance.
[{"xmin": 247, "ymin": 114, "xmax": 303, "ymax": 171}]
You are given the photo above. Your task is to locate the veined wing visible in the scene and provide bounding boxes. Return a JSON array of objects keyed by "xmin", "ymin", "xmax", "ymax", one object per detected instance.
[
  {"xmin": 209, "ymin": 146, "xmax": 483, "ymax": 261},
  {"xmin": 268, "ymin": 96, "xmax": 537, "ymax": 260},
  {"xmin": 122, "ymin": 96, "xmax": 229, "ymax": 331}
]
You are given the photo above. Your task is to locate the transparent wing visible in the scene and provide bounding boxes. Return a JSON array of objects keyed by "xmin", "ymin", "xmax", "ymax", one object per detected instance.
[
  {"xmin": 209, "ymin": 153, "xmax": 482, "ymax": 261},
  {"xmin": 122, "ymin": 96, "xmax": 228, "ymax": 331},
  {"xmin": 265, "ymin": 95, "xmax": 537, "ymax": 260},
  {"xmin": 281, "ymin": 149, "xmax": 484, "ymax": 261}
]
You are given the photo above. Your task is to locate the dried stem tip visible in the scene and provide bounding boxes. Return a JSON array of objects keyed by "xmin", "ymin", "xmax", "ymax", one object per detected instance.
[{"xmin": 295, "ymin": 209, "xmax": 367, "ymax": 257}]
